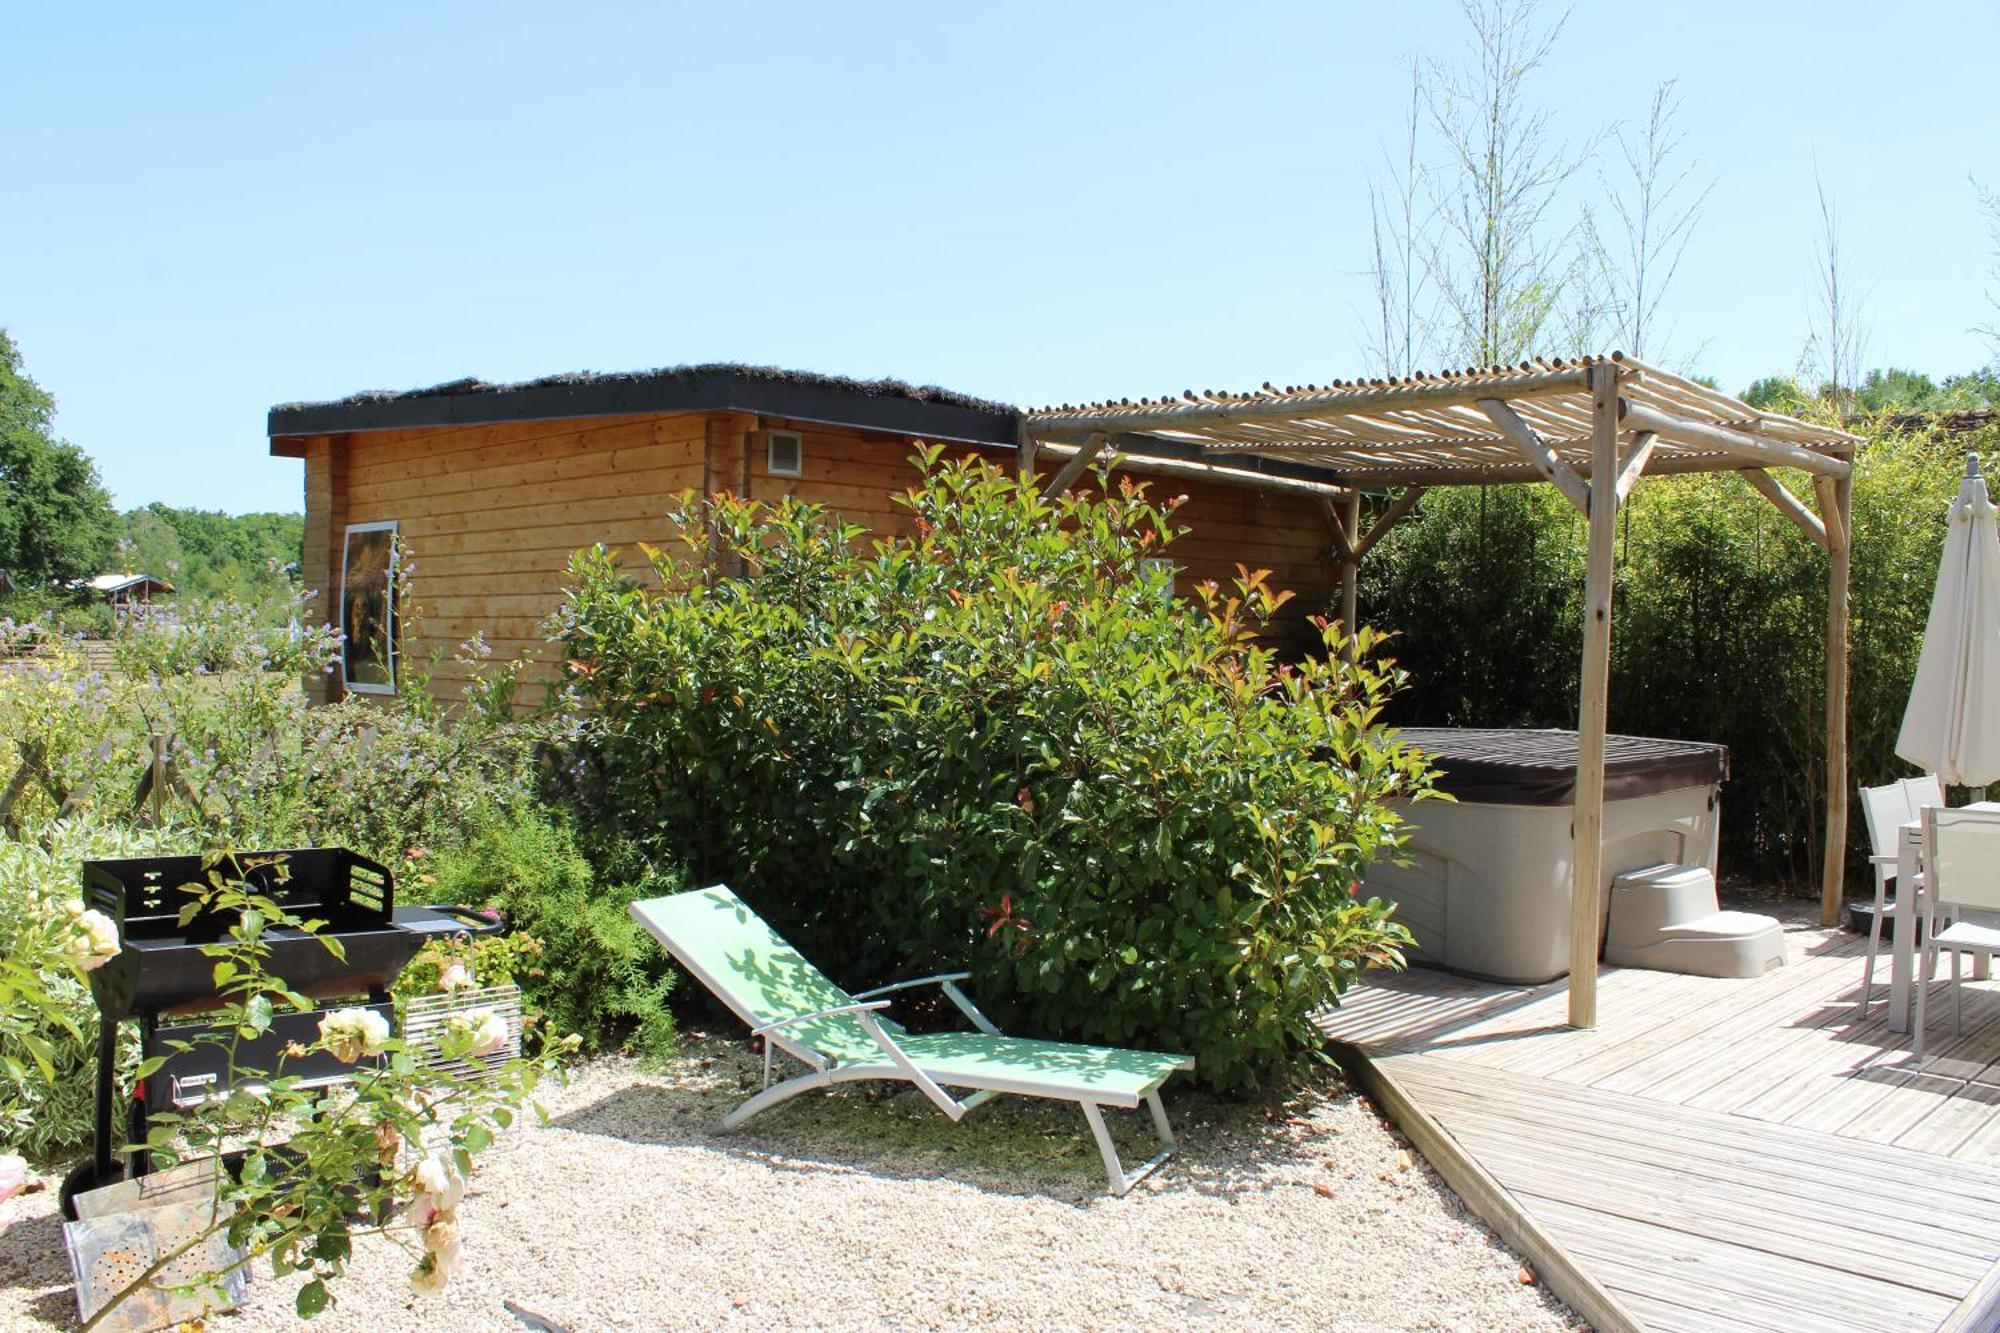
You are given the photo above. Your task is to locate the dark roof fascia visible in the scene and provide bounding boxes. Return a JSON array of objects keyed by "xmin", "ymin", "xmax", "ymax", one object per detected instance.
[{"xmin": 268, "ymin": 369, "xmax": 1020, "ymax": 449}]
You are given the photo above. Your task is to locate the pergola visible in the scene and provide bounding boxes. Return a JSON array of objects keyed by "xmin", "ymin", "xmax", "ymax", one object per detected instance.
[{"xmin": 1019, "ymin": 354, "xmax": 1865, "ymax": 1028}]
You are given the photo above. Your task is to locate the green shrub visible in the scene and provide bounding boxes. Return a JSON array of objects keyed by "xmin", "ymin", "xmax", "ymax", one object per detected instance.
[
  {"xmin": 0, "ymin": 822, "xmax": 186, "ymax": 1159},
  {"xmin": 1361, "ymin": 417, "xmax": 1986, "ymax": 888},
  {"xmin": 0, "ymin": 596, "xmax": 578, "ymax": 1152},
  {"xmin": 422, "ymin": 804, "xmax": 681, "ymax": 1058},
  {"xmin": 555, "ymin": 450, "xmax": 1432, "ymax": 1091},
  {"xmin": 0, "ymin": 594, "xmax": 554, "ymax": 865}
]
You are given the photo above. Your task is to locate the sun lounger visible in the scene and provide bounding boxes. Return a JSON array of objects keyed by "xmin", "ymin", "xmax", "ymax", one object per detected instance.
[{"xmin": 629, "ymin": 885, "xmax": 1194, "ymax": 1195}]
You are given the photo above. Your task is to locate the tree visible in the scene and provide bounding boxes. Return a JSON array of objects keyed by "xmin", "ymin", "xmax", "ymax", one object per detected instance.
[
  {"xmin": 1580, "ymin": 80, "xmax": 1714, "ymax": 362},
  {"xmin": 0, "ymin": 329, "xmax": 118, "ymax": 598},
  {"xmin": 1365, "ymin": 61, "xmax": 1431, "ymax": 377},
  {"xmin": 1741, "ymin": 376, "xmax": 1810, "ymax": 413},
  {"xmin": 1423, "ymin": 0, "xmax": 1590, "ymax": 365},
  {"xmin": 1802, "ymin": 168, "xmax": 1867, "ymax": 414},
  {"xmin": 1978, "ymin": 178, "xmax": 2000, "ymax": 359},
  {"xmin": 119, "ymin": 503, "xmax": 304, "ymax": 611}
]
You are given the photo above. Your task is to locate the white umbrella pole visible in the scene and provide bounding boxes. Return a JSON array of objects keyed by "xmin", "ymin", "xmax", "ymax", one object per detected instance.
[{"xmin": 1970, "ymin": 455, "xmax": 1986, "ymax": 808}]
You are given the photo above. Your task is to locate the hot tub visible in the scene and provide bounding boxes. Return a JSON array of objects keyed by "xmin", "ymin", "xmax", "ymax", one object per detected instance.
[{"xmin": 1361, "ymin": 728, "xmax": 1728, "ymax": 984}]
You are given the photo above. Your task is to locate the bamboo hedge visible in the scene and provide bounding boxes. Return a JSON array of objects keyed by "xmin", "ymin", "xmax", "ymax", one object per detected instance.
[{"xmin": 1359, "ymin": 418, "xmax": 1997, "ymax": 891}]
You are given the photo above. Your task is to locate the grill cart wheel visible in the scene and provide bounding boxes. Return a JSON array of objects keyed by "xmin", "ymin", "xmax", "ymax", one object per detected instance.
[{"xmin": 59, "ymin": 1158, "xmax": 127, "ymax": 1222}]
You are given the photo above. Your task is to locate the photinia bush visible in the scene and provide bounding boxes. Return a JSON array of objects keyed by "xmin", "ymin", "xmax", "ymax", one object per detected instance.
[{"xmin": 556, "ymin": 449, "xmax": 1435, "ymax": 1091}]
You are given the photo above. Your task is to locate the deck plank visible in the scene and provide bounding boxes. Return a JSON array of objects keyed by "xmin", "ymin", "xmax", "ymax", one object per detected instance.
[{"xmin": 1330, "ymin": 910, "xmax": 2000, "ymax": 1332}]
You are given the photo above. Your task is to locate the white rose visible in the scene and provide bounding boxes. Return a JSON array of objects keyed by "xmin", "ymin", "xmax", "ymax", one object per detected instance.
[
  {"xmin": 468, "ymin": 1009, "xmax": 510, "ymax": 1058},
  {"xmin": 59, "ymin": 905, "xmax": 120, "ymax": 972},
  {"xmin": 423, "ymin": 1217, "xmax": 459, "ymax": 1254},
  {"xmin": 409, "ymin": 1255, "xmax": 450, "ymax": 1296},
  {"xmin": 317, "ymin": 1007, "xmax": 391, "ymax": 1063},
  {"xmin": 444, "ymin": 1007, "xmax": 510, "ymax": 1058},
  {"xmin": 413, "ymin": 1154, "xmax": 463, "ymax": 1208},
  {"xmin": 437, "ymin": 960, "xmax": 474, "ymax": 992}
]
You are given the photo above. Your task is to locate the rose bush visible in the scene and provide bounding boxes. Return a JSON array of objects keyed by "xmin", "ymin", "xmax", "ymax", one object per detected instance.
[{"xmin": 83, "ymin": 859, "xmax": 575, "ymax": 1325}]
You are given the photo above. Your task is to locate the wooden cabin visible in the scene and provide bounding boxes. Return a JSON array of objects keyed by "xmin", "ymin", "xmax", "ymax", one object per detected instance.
[
  {"xmin": 267, "ymin": 365, "xmax": 1349, "ymax": 706},
  {"xmin": 85, "ymin": 573, "xmax": 174, "ymax": 609}
]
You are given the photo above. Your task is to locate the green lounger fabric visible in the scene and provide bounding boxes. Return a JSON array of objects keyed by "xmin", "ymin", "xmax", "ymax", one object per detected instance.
[
  {"xmin": 631, "ymin": 885, "xmax": 1193, "ymax": 1101},
  {"xmin": 895, "ymin": 1032, "xmax": 1191, "ymax": 1104},
  {"xmin": 630, "ymin": 885, "xmax": 883, "ymax": 1062}
]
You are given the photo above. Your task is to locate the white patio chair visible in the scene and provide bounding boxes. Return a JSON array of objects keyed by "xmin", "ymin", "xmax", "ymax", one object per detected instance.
[
  {"xmin": 1912, "ymin": 806, "xmax": 2000, "ymax": 1062},
  {"xmin": 1899, "ymin": 774, "xmax": 1947, "ymax": 822},
  {"xmin": 1856, "ymin": 781, "xmax": 1918, "ymax": 1017}
]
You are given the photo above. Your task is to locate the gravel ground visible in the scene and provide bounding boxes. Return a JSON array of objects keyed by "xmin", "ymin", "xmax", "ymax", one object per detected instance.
[{"xmin": 0, "ymin": 1035, "xmax": 1581, "ymax": 1332}]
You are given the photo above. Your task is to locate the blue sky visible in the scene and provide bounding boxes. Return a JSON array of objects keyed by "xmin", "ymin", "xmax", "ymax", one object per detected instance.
[{"xmin": 4, "ymin": 2, "xmax": 1996, "ymax": 513}]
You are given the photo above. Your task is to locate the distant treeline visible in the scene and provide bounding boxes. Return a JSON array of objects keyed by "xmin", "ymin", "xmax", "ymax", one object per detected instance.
[{"xmin": 118, "ymin": 504, "xmax": 304, "ymax": 611}]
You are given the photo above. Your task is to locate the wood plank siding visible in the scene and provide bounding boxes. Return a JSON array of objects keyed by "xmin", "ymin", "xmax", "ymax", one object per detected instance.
[{"xmin": 302, "ymin": 410, "xmax": 1341, "ymax": 706}]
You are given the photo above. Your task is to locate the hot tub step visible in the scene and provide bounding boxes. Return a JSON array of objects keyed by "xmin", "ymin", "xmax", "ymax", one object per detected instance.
[{"xmin": 1604, "ymin": 863, "xmax": 1787, "ymax": 978}]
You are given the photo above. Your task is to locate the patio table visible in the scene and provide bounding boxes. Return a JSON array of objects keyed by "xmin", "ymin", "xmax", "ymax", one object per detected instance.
[{"xmin": 1886, "ymin": 800, "xmax": 2000, "ymax": 1033}]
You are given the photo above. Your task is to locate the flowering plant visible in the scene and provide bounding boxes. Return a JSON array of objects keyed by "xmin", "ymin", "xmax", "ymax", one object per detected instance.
[
  {"xmin": 69, "ymin": 854, "xmax": 572, "ymax": 1328},
  {"xmin": 0, "ymin": 865, "xmax": 115, "ymax": 1094}
]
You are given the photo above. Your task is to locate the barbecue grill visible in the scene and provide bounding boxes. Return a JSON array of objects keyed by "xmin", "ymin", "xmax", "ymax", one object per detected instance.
[{"xmin": 60, "ymin": 847, "xmax": 501, "ymax": 1219}]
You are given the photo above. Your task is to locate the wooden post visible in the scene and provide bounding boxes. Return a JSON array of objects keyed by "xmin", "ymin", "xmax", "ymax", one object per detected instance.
[
  {"xmin": 304, "ymin": 435, "xmax": 348, "ymax": 705},
  {"xmin": 1570, "ymin": 364, "xmax": 1622, "ymax": 1029},
  {"xmin": 1819, "ymin": 472, "xmax": 1853, "ymax": 926},
  {"xmin": 1340, "ymin": 488, "xmax": 1361, "ymax": 659},
  {"xmin": 1016, "ymin": 420, "xmax": 1039, "ymax": 481},
  {"xmin": 702, "ymin": 413, "xmax": 755, "ymax": 578},
  {"xmin": 148, "ymin": 734, "xmax": 167, "ymax": 828}
]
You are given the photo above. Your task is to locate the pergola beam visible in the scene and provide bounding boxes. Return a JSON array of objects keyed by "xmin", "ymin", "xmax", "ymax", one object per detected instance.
[
  {"xmin": 1739, "ymin": 469, "xmax": 1830, "ymax": 550},
  {"xmin": 1034, "ymin": 439, "xmax": 1354, "ymax": 500},
  {"xmin": 1621, "ymin": 403, "xmax": 1849, "ymax": 478},
  {"xmin": 1318, "ymin": 496, "xmax": 1357, "ymax": 563},
  {"xmin": 1476, "ymin": 399, "xmax": 1592, "ymax": 515},
  {"xmin": 1354, "ymin": 487, "xmax": 1427, "ymax": 562},
  {"xmin": 1041, "ymin": 432, "xmax": 1109, "ymax": 498},
  {"xmin": 1163, "ymin": 450, "xmax": 1838, "ymax": 490},
  {"xmin": 1615, "ymin": 431, "xmax": 1659, "ymax": 503},
  {"xmin": 1031, "ymin": 365, "xmax": 1595, "ymax": 438}
]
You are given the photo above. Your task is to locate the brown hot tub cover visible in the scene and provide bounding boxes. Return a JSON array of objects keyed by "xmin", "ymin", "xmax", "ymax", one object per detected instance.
[{"xmin": 1400, "ymin": 728, "xmax": 1729, "ymax": 806}]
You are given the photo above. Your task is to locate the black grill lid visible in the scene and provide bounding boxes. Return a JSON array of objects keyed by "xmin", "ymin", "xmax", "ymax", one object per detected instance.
[{"xmin": 1399, "ymin": 728, "xmax": 1729, "ymax": 806}]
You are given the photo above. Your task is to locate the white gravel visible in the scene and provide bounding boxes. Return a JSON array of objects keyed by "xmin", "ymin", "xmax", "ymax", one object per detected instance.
[{"xmin": 0, "ymin": 1035, "xmax": 1581, "ymax": 1331}]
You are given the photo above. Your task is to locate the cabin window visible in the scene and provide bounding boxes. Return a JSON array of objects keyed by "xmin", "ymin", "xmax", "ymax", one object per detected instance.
[
  {"xmin": 339, "ymin": 521, "xmax": 398, "ymax": 695},
  {"xmin": 767, "ymin": 429, "xmax": 804, "ymax": 477}
]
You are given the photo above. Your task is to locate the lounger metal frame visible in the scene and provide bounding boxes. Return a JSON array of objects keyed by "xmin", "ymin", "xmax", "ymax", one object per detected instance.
[{"xmin": 658, "ymin": 932, "xmax": 1181, "ymax": 1196}]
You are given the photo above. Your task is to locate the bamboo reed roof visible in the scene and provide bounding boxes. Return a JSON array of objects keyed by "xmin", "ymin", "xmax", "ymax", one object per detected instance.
[{"xmin": 1025, "ymin": 354, "xmax": 1864, "ymax": 488}]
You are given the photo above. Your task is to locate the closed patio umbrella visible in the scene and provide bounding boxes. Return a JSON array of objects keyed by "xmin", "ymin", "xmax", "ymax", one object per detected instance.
[{"xmin": 1896, "ymin": 454, "xmax": 2000, "ymax": 799}]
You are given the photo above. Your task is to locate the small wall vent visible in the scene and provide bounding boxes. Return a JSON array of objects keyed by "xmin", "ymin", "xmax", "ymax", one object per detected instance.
[{"xmin": 767, "ymin": 430, "xmax": 803, "ymax": 477}]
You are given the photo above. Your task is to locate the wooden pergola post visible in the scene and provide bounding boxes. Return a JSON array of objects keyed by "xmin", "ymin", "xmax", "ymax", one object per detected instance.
[
  {"xmin": 1339, "ymin": 488, "xmax": 1362, "ymax": 657},
  {"xmin": 1819, "ymin": 473, "xmax": 1854, "ymax": 925},
  {"xmin": 1569, "ymin": 363, "xmax": 1623, "ymax": 1029}
]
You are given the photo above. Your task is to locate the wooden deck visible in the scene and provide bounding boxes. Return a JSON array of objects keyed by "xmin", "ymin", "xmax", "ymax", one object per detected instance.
[{"xmin": 1320, "ymin": 905, "xmax": 2000, "ymax": 1332}]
